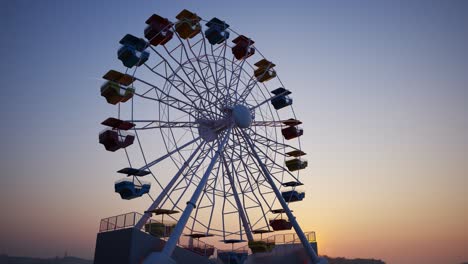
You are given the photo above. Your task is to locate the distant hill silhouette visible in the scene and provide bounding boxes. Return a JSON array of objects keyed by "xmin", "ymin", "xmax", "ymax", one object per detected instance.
[
  {"xmin": 0, "ymin": 255, "xmax": 92, "ymax": 264},
  {"xmin": 324, "ymin": 256, "xmax": 385, "ymax": 264},
  {"xmin": 0, "ymin": 254, "xmax": 389, "ymax": 264}
]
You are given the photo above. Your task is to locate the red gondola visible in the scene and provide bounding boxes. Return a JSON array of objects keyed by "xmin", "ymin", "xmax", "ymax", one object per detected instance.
[
  {"xmin": 144, "ymin": 14, "xmax": 173, "ymax": 46},
  {"xmin": 101, "ymin": 117, "xmax": 135, "ymax": 130},
  {"xmin": 269, "ymin": 219, "xmax": 293, "ymax": 231},
  {"xmin": 281, "ymin": 126, "xmax": 303, "ymax": 140},
  {"xmin": 99, "ymin": 129, "xmax": 135, "ymax": 152},
  {"xmin": 232, "ymin": 35, "xmax": 255, "ymax": 60}
]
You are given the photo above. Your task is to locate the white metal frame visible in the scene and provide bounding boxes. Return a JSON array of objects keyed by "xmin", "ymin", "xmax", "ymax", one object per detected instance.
[{"xmin": 106, "ymin": 14, "xmax": 320, "ymax": 264}]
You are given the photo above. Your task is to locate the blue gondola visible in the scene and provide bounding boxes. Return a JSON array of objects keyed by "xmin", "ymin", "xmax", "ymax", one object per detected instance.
[
  {"xmin": 118, "ymin": 34, "xmax": 150, "ymax": 68},
  {"xmin": 205, "ymin": 18, "xmax": 230, "ymax": 45},
  {"xmin": 272, "ymin": 96, "xmax": 292, "ymax": 110},
  {"xmin": 271, "ymin": 88, "xmax": 292, "ymax": 110},
  {"xmin": 281, "ymin": 190, "xmax": 305, "ymax": 202},
  {"xmin": 115, "ymin": 179, "xmax": 151, "ymax": 200}
]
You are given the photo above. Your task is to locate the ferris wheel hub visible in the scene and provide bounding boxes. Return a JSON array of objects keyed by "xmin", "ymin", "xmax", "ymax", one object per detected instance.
[
  {"xmin": 196, "ymin": 104, "xmax": 252, "ymax": 142},
  {"xmin": 232, "ymin": 104, "xmax": 253, "ymax": 128}
]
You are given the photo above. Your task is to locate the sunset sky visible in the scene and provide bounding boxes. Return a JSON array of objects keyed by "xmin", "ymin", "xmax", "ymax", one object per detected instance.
[{"xmin": 1, "ymin": 1, "xmax": 467, "ymax": 264}]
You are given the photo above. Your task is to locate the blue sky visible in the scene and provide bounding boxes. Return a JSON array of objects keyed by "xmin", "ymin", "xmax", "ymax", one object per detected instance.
[{"xmin": 1, "ymin": 1, "xmax": 467, "ymax": 263}]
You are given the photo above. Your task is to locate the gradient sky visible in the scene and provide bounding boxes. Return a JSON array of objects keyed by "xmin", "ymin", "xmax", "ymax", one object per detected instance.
[{"xmin": 1, "ymin": 1, "xmax": 467, "ymax": 263}]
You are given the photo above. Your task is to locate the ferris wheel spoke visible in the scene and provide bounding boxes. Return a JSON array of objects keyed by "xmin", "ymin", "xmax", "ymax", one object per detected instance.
[
  {"xmin": 223, "ymin": 64, "xmax": 260, "ymax": 108},
  {"xmin": 246, "ymin": 128, "xmax": 299, "ymax": 152},
  {"xmin": 131, "ymin": 77, "xmax": 198, "ymax": 118},
  {"xmin": 220, "ymin": 42, "xmax": 231, "ymax": 107},
  {"xmin": 221, "ymin": 153, "xmax": 254, "ymax": 241},
  {"xmin": 204, "ymin": 159, "xmax": 224, "ymax": 234},
  {"xmin": 136, "ymin": 75, "xmax": 223, "ymax": 121},
  {"xmin": 155, "ymin": 146, "xmax": 212, "ymax": 218},
  {"xmin": 175, "ymin": 31, "xmax": 215, "ymax": 95},
  {"xmin": 143, "ymin": 54, "xmax": 201, "ymax": 105},
  {"xmin": 150, "ymin": 47, "xmax": 222, "ymax": 119},
  {"xmin": 227, "ymin": 132, "xmax": 275, "ymax": 230},
  {"xmin": 158, "ymin": 144, "xmax": 213, "ymax": 212},
  {"xmin": 129, "ymin": 120, "xmax": 198, "ymax": 130},
  {"xmin": 237, "ymin": 60, "xmax": 277, "ymax": 104},
  {"xmin": 138, "ymin": 136, "xmax": 201, "ymax": 171},
  {"xmin": 236, "ymin": 75, "xmax": 258, "ymax": 104},
  {"xmin": 130, "ymin": 129, "xmax": 166, "ymax": 192},
  {"xmin": 217, "ymin": 43, "xmax": 233, "ymax": 109},
  {"xmin": 205, "ymin": 170, "xmax": 220, "ymax": 235},
  {"xmin": 250, "ymin": 120, "xmax": 298, "ymax": 127},
  {"xmin": 135, "ymin": 142, "xmax": 205, "ymax": 229},
  {"xmin": 230, "ymin": 155, "xmax": 264, "ymax": 231},
  {"xmin": 208, "ymin": 42, "xmax": 225, "ymax": 103},
  {"xmin": 216, "ymin": 53, "xmax": 244, "ymax": 106},
  {"xmin": 159, "ymin": 44, "xmax": 224, "ymax": 118},
  {"xmin": 237, "ymin": 61, "xmax": 277, "ymax": 105},
  {"xmin": 182, "ymin": 32, "xmax": 222, "ymax": 105},
  {"xmin": 161, "ymin": 130, "xmax": 231, "ymax": 212},
  {"xmin": 246, "ymin": 129, "xmax": 303, "ymax": 184},
  {"xmin": 136, "ymin": 67, "xmax": 210, "ymax": 114},
  {"xmin": 235, "ymin": 154, "xmax": 274, "ymax": 231},
  {"xmin": 189, "ymin": 156, "xmax": 222, "ymax": 235},
  {"xmin": 239, "ymin": 129, "xmax": 320, "ymax": 263},
  {"xmin": 230, "ymin": 59, "xmax": 244, "ymax": 103},
  {"xmin": 159, "ymin": 127, "xmax": 232, "ymax": 258},
  {"xmin": 228, "ymin": 54, "xmax": 250, "ymax": 103},
  {"xmin": 233, "ymin": 131, "xmax": 276, "ymax": 201},
  {"xmin": 240, "ymin": 128, "xmax": 301, "ymax": 189}
]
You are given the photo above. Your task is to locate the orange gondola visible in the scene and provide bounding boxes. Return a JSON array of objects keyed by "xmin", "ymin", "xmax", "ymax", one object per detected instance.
[
  {"xmin": 175, "ymin": 9, "xmax": 201, "ymax": 39},
  {"xmin": 254, "ymin": 59, "xmax": 276, "ymax": 82}
]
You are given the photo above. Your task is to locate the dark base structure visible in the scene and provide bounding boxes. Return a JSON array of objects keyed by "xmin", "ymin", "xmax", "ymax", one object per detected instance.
[{"xmin": 93, "ymin": 228, "xmax": 212, "ymax": 264}]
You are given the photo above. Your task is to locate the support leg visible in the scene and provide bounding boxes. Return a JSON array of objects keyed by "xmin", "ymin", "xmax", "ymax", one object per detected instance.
[
  {"xmin": 143, "ymin": 128, "xmax": 232, "ymax": 264},
  {"xmin": 221, "ymin": 154, "xmax": 254, "ymax": 241},
  {"xmin": 241, "ymin": 129, "xmax": 321, "ymax": 264},
  {"xmin": 135, "ymin": 142, "xmax": 204, "ymax": 229}
]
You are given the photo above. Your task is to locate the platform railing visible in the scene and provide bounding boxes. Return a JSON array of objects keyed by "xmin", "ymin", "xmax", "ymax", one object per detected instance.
[
  {"xmin": 98, "ymin": 212, "xmax": 218, "ymax": 257},
  {"xmin": 234, "ymin": 231, "xmax": 316, "ymax": 254},
  {"xmin": 99, "ymin": 212, "xmax": 143, "ymax": 232},
  {"xmin": 176, "ymin": 236, "xmax": 216, "ymax": 257},
  {"xmin": 264, "ymin": 231, "xmax": 316, "ymax": 245},
  {"xmin": 99, "ymin": 212, "xmax": 175, "ymax": 235}
]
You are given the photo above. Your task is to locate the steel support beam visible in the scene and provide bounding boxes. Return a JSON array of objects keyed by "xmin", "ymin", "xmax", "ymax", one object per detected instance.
[
  {"xmin": 135, "ymin": 142, "xmax": 204, "ymax": 229},
  {"xmin": 241, "ymin": 129, "xmax": 319, "ymax": 264},
  {"xmin": 145, "ymin": 128, "xmax": 232, "ymax": 263},
  {"xmin": 221, "ymin": 154, "xmax": 254, "ymax": 241}
]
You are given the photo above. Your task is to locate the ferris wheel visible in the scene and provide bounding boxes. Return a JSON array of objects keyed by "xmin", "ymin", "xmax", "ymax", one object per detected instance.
[{"xmin": 98, "ymin": 9, "xmax": 322, "ymax": 264}]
